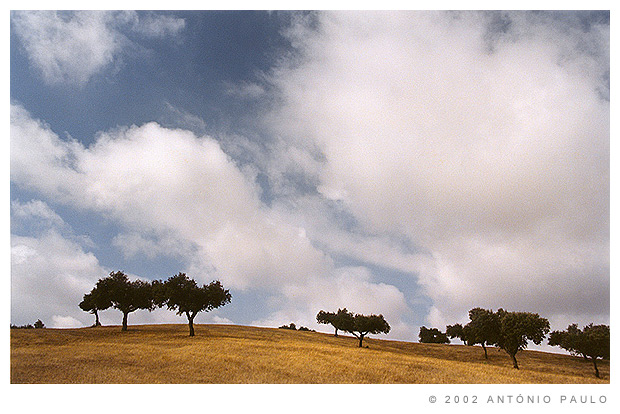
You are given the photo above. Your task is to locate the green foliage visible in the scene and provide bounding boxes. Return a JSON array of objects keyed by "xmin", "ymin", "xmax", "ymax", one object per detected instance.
[
  {"xmin": 79, "ymin": 285, "xmax": 112, "ymax": 326},
  {"xmin": 11, "ymin": 323, "xmax": 34, "ymax": 329},
  {"xmin": 318, "ymin": 309, "xmax": 390, "ymax": 346},
  {"xmin": 494, "ymin": 308, "xmax": 550, "ymax": 369},
  {"xmin": 346, "ymin": 312, "xmax": 390, "ymax": 347},
  {"xmin": 95, "ymin": 271, "xmax": 156, "ymax": 331},
  {"xmin": 316, "ymin": 310, "xmax": 335, "ymax": 325},
  {"xmin": 419, "ymin": 326, "xmax": 450, "ymax": 344},
  {"xmin": 278, "ymin": 323, "xmax": 314, "ymax": 331},
  {"xmin": 447, "ymin": 308, "xmax": 500, "ymax": 358},
  {"xmin": 11, "ymin": 319, "xmax": 45, "ymax": 329},
  {"xmin": 446, "ymin": 323, "xmax": 465, "ymax": 341},
  {"xmin": 549, "ymin": 323, "xmax": 609, "ymax": 378},
  {"xmin": 156, "ymin": 273, "xmax": 231, "ymax": 336},
  {"xmin": 316, "ymin": 308, "xmax": 353, "ymax": 337}
]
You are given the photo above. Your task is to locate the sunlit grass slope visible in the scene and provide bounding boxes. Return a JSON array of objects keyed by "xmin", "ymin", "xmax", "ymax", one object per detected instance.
[{"xmin": 11, "ymin": 324, "xmax": 609, "ymax": 384}]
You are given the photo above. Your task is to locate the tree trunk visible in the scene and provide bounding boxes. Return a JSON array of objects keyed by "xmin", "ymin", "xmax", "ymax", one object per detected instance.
[
  {"xmin": 94, "ymin": 310, "xmax": 101, "ymax": 327},
  {"xmin": 592, "ymin": 358, "xmax": 600, "ymax": 378},
  {"xmin": 122, "ymin": 312, "xmax": 128, "ymax": 331},
  {"xmin": 358, "ymin": 334, "xmax": 365, "ymax": 348},
  {"xmin": 334, "ymin": 328, "xmax": 338, "ymax": 337},
  {"xmin": 187, "ymin": 312, "xmax": 195, "ymax": 337},
  {"xmin": 510, "ymin": 353, "xmax": 519, "ymax": 369},
  {"xmin": 482, "ymin": 343, "xmax": 488, "ymax": 359}
]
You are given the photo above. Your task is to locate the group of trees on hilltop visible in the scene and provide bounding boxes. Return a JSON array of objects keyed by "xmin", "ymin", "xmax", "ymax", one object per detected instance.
[
  {"xmin": 316, "ymin": 308, "xmax": 390, "ymax": 347},
  {"xmin": 418, "ymin": 326, "xmax": 450, "ymax": 344},
  {"xmin": 278, "ymin": 322, "xmax": 314, "ymax": 331},
  {"xmin": 78, "ymin": 273, "xmax": 608, "ymax": 377},
  {"xmin": 424, "ymin": 307, "xmax": 610, "ymax": 377},
  {"xmin": 549, "ymin": 323, "xmax": 610, "ymax": 378},
  {"xmin": 79, "ymin": 271, "xmax": 231, "ymax": 336},
  {"xmin": 443, "ymin": 308, "xmax": 549, "ymax": 370},
  {"xmin": 11, "ymin": 319, "xmax": 45, "ymax": 329},
  {"xmin": 445, "ymin": 307, "xmax": 500, "ymax": 359}
]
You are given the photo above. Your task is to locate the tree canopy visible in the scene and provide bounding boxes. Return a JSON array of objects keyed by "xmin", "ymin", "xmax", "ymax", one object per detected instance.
[
  {"xmin": 549, "ymin": 323, "xmax": 610, "ymax": 378},
  {"xmin": 446, "ymin": 307, "xmax": 500, "ymax": 358},
  {"xmin": 94, "ymin": 271, "xmax": 155, "ymax": 331},
  {"xmin": 316, "ymin": 308, "xmax": 352, "ymax": 337},
  {"xmin": 153, "ymin": 273, "xmax": 231, "ymax": 336},
  {"xmin": 418, "ymin": 326, "xmax": 450, "ymax": 344},
  {"xmin": 79, "ymin": 285, "xmax": 112, "ymax": 327},
  {"xmin": 494, "ymin": 308, "xmax": 550, "ymax": 369},
  {"xmin": 340, "ymin": 311, "xmax": 390, "ymax": 347}
]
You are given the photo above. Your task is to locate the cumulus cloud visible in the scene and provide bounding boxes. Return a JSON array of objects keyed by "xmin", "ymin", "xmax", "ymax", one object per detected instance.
[
  {"xmin": 252, "ymin": 266, "xmax": 413, "ymax": 338},
  {"xmin": 11, "ymin": 11, "xmax": 608, "ymax": 340},
  {"xmin": 51, "ymin": 315, "xmax": 83, "ymax": 328},
  {"xmin": 11, "ymin": 199, "xmax": 66, "ymax": 229},
  {"xmin": 11, "ymin": 230, "xmax": 106, "ymax": 326},
  {"xmin": 260, "ymin": 11, "xmax": 609, "ymax": 328},
  {"xmin": 10, "ymin": 103, "xmax": 413, "ymax": 336},
  {"xmin": 119, "ymin": 11, "xmax": 186, "ymax": 38},
  {"xmin": 11, "ymin": 10, "xmax": 185, "ymax": 85}
]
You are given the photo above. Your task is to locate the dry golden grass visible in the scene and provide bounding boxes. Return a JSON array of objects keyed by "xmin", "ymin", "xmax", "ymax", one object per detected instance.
[{"xmin": 10, "ymin": 323, "xmax": 609, "ymax": 384}]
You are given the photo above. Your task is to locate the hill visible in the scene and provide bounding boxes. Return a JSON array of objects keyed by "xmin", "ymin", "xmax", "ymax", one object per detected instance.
[{"xmin": 10, "ymin": 323, "xmax": 609, "ymax": 384}]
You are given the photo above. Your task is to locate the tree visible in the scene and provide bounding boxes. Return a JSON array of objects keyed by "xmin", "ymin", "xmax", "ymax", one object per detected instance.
[
  {"xmin": 340, "ymin": 311, "xmax": 390, "ymax": 348},
  {"xmin": 33, "ymin": 319, "xmax": 45, "ymax": 329},
  {"xmin": 418, "ymin": 326, "xmax": 450, "ymax": 344},
  {"xmin": 549, "ymin": 323, "xmax": 610, "ymax": 378},
  {"xmin": 79, "ymin": 285, "xmax": 112, "ymax": 327},
  {"xmin": 317, "ymin": 310, "xmax": 336, "ymax": 335},
  {"xmin": 447, "ymin": 308, "xmax": 500, "ymax": 359},
  {"xmin": 446, "ymin": 323, "xmax": 466, "ymax": 342},
  {"xmin": 494, "ymin": 309, "xmax": 550, "ymax": 369},
  {"xmin": 95, "ymin": 271, "xmax": 155, "ymax": 331},
  {"xmin": 316, "ymin": 308, "xmax": 352, "ymax": 337},
  {"xmin": 155, "ymin": 273, "xmax": 231, "ymax": 336}
]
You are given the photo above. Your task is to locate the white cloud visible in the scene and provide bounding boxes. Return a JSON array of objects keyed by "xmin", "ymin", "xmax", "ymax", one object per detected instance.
[
  {"xmin": 112, "ymin": 232, "xmax": 194, "ymax": 260},
  {"xmin": 11, "ymin": 231, "xmax": 106, "ymax": 327},
  {"xmin": 120, "ymin": 11, "xmax": 186, "ymax": 38},
  {"xmin": 51, "ymin": 315, "xmax": 83, "ymax": 328},
  {"xmin": 261, "ymin": 11, "xmax": 609, "ymax": 328},
  {"xmin": 11, "ymin": 11, "xmax": 185, "ymax": 85},
  {"xmin": 11, "ymin": 103, "xmax": 415, "ymax": 338},
  {"xmin": 251, "ymin": 266, "xmax": 414, "ymax": 339},
  {"xmin": 11, "ymin": 199, "xmax": 65, "ymax": 228},
  {"xmin": 10, "ymin": 11, "xmax": 608, "ymax": 342}
]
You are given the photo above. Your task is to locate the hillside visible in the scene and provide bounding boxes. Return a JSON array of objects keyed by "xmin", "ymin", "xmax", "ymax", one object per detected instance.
[{"xmin": 10, "ymin": 323, "xmax": 609, "ymax": 384}]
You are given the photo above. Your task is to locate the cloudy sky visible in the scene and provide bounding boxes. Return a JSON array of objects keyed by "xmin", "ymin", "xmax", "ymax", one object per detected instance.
[{"xmin": 10, "ymin": 10, "xmax": 609, "ymax": 346}]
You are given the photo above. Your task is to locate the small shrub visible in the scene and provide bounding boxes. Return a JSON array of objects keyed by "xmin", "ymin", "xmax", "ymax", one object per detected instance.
[{"xmin": 11, "ymin": 324, "xmax": 34, "ymax": 329}]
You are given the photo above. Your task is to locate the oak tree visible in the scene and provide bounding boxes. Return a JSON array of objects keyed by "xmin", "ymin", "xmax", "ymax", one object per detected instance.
[
  {"xmin": 316, "ymin": 308, "xmax": 352, "ymax": 337},
  {"xmin": 447, "ymin": 307, "xmax": 500, "ymax": 359},
  {"xmin": 418, "ymin": 326, "xmax": 450, "ymax": 344},
  {"xmin": 155, "ymin": 273, "xmax": 231, "ymax": 336},
  {"xmin": 494, "ymin": 309, "xmax": 550, "ymax": 369},
  {"xmin": 549, "ymin": 323, "xmax": 610, "ymax": 378},
  {"xmin": 341, "ymin": 311, "xmax": 391, "ymax": 347},
  {"xmin": 95, "ymin": 271, "xmax": 155, "ymax": 331},
  {"xmin": 79, "ymin": 285, "xmax": 111, "ymax": 327}
]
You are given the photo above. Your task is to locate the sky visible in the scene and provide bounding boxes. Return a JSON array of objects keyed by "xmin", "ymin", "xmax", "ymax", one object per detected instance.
[{"xmin": 9, "ymin": 10, "xmax": 610, "ymax": 348}]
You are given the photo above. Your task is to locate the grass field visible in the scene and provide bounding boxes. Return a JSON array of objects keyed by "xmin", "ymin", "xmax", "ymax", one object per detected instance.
[{"xmin": 10, "ymin": 323, "xmax": 609, "ymax": 384}]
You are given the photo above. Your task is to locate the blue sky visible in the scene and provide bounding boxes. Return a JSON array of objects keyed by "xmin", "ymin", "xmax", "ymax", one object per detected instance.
[{"xmin": 10, "ymin": 10, "xmax": 609, "ymax": 345}]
